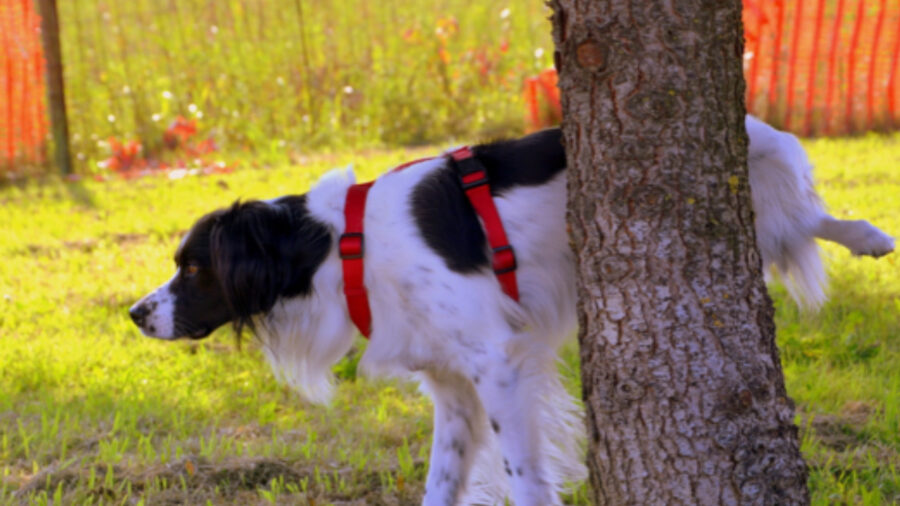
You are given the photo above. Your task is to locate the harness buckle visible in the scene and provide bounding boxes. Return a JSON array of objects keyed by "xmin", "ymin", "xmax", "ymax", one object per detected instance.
[
  {"xmin": 452, "ymin": 150, "xmax": 490, "ymax": 190},
  {"xmin": 461, "ymin": 170, "xmax": 489, "ymax": 190},
  {"xmin": 339, "ymin": 232, "xmax": 364, "ymax": 260},
  {"xmin": 492, "ymin": 245, "xmax": 517, "ymax": 275}
]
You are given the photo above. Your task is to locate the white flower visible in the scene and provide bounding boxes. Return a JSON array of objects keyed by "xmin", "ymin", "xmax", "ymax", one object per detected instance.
[
  {"xmin": 500, "ymin": 8, "xmax": 511, "ymax": 19},
  {"xmin": 169, "ymin": 169, "xmax": 187, "ymax": 180}
]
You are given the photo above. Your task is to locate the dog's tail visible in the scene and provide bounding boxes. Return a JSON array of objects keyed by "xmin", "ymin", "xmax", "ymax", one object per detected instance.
[
  {"xmin": 767, "ymin": 236, "xmax": 828, "ymax": 311},
  {"xmin": 747, "ymin": 115, "xmax": 829, "ymax": 311}
]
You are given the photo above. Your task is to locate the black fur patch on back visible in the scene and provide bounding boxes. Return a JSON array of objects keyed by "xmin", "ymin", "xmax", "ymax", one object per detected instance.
[
  {"xmin": 410, "ymin": 168, "xmax": 489, "ymax": 272},
  {"xmin": 410, "ymin": 128, "xmax": 565, "ymax": 273},
  {"xmin": 472, "ymin": 128, "xmax": 566, "ymax": 196}
]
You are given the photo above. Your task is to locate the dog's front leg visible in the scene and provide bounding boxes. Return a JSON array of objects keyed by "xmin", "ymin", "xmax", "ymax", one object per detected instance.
[
  {"xmin": 420, "ymin": 370, "xmax": 484, "ymax": 506},
  {"xmin": 470, "ymin": 352, "xmax": 558, "ymax": 506}
]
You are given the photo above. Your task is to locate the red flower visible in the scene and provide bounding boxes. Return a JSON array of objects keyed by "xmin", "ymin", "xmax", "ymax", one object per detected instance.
[{"xmin": 164, "ymin": 116, "xmax": 197, "ymax": 149}]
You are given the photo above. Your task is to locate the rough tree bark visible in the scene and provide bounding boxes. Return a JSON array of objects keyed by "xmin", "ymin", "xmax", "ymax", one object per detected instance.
[{"xmin": 550, "ymin": 1, "xmax": 809, "ymax": 504}]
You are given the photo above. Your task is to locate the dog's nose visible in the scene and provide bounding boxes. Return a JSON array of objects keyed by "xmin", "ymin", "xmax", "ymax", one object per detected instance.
[{"xmin": 129, "ymin": 304, "xmax": 150, "ymax": 327}]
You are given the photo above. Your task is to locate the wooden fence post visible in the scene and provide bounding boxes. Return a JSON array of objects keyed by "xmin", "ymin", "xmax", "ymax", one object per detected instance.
[{"xmin": 37, "ymin": 0, "xmax": 72, "ymax": 175}]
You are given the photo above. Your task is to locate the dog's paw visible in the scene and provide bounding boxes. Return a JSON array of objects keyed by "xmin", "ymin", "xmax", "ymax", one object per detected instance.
[{"xmin": 851, "ymin": 224, "xmax": 895, "ymax": 258}]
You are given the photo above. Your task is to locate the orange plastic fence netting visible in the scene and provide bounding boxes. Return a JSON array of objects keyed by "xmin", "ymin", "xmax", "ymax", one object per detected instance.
[
  {"xmin": 745, "ymin": 0, "xmax": 900, "ymax": 135},
  {"xmin": 526, "ymin": 0, "xmax": 900, "ymax": 136},
  {"xmin": 0, "ymin": 0, "xmax": 47, "ymax": 169}
]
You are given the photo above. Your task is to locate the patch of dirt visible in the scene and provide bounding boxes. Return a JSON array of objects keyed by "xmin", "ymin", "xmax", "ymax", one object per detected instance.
[
  {"xmin": 217, "ymin": 423, "xmax": 269, "ymax": 440},
  {"xmin": 12, "ymin": 461, "xmax": 98, "ymax": 498},
  {"xmin": 171, "ymin": 457, "xmax": 304, "ymax": 495},
  {"xmin": 806, "ymin": 413, "xmax": 863, "ymax": 451},
  {"xmin": 13, "ymin": 456, "xmax": 426, "ymax": 505},
  {"xmin": 840, "ymin": 400, "xmax": 877, "ymax": 426},
  {"xmin": 801, "ymin": 401, "xmax": 877, "ymax": 452},
  {"xmin": 799, "ymin": 404, "xmax": 899, "ymax": 476}
]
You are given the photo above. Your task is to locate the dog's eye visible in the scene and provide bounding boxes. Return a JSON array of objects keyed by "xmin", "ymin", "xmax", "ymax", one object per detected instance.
[{"xmin": 184, "ymin": 264, "xmax": 200, "ymax": 277}]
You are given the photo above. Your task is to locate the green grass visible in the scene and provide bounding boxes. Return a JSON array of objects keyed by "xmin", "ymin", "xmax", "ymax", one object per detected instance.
[{"xmin": 2, "ymin": 132, "xmax": 900, "ymax": 504}]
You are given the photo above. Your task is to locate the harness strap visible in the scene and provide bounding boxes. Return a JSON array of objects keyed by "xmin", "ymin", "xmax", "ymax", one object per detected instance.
[
  {"xmin": 448, "ymin": 147, "xmax": 519, "ymax": 301},
  {"xmin": 341, "ymin": 148, "xmax": 519, "ymax": 339},
  {"xmin": 340, "ymin": 181, "xmax": 374, "ymax": 338}
]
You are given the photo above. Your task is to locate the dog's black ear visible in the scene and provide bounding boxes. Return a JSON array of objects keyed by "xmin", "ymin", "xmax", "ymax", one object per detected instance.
[
  {"xmin": 209, "ymin": 198, "xmax": 331, "ymax": 333},
  {"xmin": 209, "ymin": 201, "xmax": 282, "ymax": 332}
]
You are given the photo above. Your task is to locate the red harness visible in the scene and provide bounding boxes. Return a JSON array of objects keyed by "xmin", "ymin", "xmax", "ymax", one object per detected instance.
[{"xmin": 339, "ymin": 147, "xmax": 519, "ymax": 338}]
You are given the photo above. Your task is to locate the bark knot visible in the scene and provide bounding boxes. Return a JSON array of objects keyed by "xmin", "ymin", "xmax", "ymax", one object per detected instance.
[
  {"xmin": 632, "ymin": 184, "xmax": 674, "ymax": 217},
  {"xmin": 714, "ymin": 420, "xmax": 739, "ymax": 450},
  {"xmin": 625, "ymin": 89, "xmax": 682, "ymax": 121},
  {"xmin": 615, "ymin": 378, "xmax": 644, "ymax": 401},
  {"xmin": 739, "ymin": 389, "xmax": 753, "ymax": 408},
  {"xmin": 596, "ymin": 254, "xmax": 630, "ymax": 282},
  {"xmin": 575, "ymin": 40, "xmax": 607, "ymax": 71}
]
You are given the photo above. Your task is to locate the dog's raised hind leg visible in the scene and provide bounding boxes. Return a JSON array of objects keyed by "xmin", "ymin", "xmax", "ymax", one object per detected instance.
[{"xmin": 814, "ymin": 215, "xmax": 895, "ymax": 258}]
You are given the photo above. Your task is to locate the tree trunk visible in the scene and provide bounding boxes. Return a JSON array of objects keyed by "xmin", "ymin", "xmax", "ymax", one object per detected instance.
[{"xmin": 550, "ymin": 1, "xmax": 809, "ymax": 504}]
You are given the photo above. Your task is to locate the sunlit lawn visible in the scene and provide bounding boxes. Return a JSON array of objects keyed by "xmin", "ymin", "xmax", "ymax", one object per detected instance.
[{"xmin": 1, "ymin": 133, "xmax": 899, "ymax": 504}]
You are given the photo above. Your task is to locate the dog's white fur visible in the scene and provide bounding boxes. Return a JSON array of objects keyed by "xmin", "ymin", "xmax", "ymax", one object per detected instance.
[
  {"xmin": 746, "ymin": 116, "xmax": 894, "ymax": 308},
  {"xmin": 133, "ymin": 117, "xmax": 893, "ymax": 505}
]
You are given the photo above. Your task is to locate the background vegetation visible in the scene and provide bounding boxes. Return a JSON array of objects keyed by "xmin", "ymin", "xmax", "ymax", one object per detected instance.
[
  {"xmin": 50, "ymin": 0, "xmax": 551, "ymax": 172},
  {"xmin": 5, "ymin": 0, "xmax": 900, "ymax": 174},
  {"xmin": 1, "ymin": 133, "xmax": 899, "ymax": 504}
]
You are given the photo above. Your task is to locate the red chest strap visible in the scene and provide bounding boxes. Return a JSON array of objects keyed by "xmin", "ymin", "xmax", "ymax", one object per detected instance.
[
  {"xmin": 340, "ymin": 181, "xmax": 375, "ymax": 338},
  {"xmin": 340, "ymin": 148, "xmax": 519, "ymax": 339}
]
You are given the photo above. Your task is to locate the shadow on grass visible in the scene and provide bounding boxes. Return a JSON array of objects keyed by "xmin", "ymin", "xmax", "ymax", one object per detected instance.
[
  {"xmin": 0, "ymin": 175, "xmax": 98, "ymax": 207},
  {"xmin": 62, "ymin": 179, "xmax": 96, "ymax": 208}
]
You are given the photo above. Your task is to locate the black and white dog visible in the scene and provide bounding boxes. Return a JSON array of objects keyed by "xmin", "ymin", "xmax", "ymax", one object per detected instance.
[{"xmin": 129, "ymin": 116, "xmax": 893, "ymax": 506}]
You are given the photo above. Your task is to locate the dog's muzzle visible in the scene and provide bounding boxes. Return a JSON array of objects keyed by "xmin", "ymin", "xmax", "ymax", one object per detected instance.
[{"xmin": 129, "ymin": 283, "xmax": 177, "ymax": 339}]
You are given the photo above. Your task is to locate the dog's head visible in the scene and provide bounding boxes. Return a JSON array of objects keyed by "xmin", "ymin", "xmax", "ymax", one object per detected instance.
[{"xmin": 129, "ymin": 196, "xmax": 332, "ymax": 340}]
